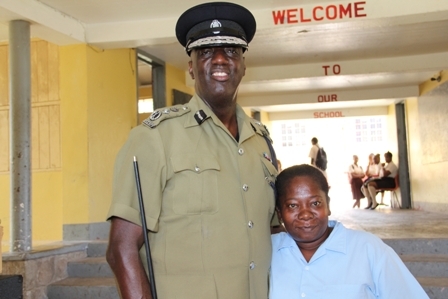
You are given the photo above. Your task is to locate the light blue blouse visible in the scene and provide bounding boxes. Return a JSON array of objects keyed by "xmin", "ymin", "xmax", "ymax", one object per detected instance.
[{"xmin": 270, "ymin": 221, "xmax": 429, "ymax": 299}]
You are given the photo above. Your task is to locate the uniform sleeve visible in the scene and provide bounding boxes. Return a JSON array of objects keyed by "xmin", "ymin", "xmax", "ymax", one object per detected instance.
[
  {"xmin": 107, "ymin": 125, "xmax": 167, "ymax": 232},
  {"xmin": 371, "ymin": 242, "xmax": 429, "ymax": 299},
  {"xmin": 386, "ymin": 163, "xmax": 398, "ymax": 178}
]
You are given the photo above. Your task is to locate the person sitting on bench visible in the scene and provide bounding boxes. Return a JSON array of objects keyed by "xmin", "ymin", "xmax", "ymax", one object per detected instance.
[{"xmin": 361, "ymin": 151, "xmax": 398, "ymax": 210}]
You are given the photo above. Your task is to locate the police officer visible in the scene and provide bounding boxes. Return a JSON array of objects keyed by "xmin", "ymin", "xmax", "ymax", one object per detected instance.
[{"xmin": 106, "ymin": 2, "xmax": 278, "ymax": 299}]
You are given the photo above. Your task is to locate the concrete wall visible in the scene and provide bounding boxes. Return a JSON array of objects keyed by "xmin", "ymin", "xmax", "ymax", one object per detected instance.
[{"xmin": 407, "ymin": 81, "xmax": 448, "ymax": 214}]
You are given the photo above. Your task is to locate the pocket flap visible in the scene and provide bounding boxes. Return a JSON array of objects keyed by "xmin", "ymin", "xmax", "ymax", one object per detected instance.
[
  {"xmin": 171, "ymin": 153, "xmax": 220, "ymax": 173},
  {"xmin": 261, "ymin": 157, "xmax": 278, "ymax": 178}
]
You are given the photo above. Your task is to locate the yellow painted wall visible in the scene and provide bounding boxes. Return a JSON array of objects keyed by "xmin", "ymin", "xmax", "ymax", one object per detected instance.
[
  {"xmin": 60, "ymin": 45, "xmax": 137, "ymax": 224},
  {"xmin": 0, "ymin": 173, "xmax": 63, "ymax": 246},
  {"xmin": 59, "ymin": 45, "xmax": 90, "ymax": 224},
  {"xmin": 86, "ymin": 47, "xmax": 137, "ymax": 223},
  {"xmin": 1, "ymin": 40, "xmax": 63, "ymax": 243},
  {"xmin": 140, "ymin": 86, "xmax": 152, "ymax": 99},
  {"xmin": 419, "ymin": 70, "xmax": 448, "ymax": 96},
  {"xmin": 165, "ymin": 63, "xmax": 193, "ymax": 106},
  {"xmin": 2, "ymin": 44, "xmax": 137, "ymax": 243},
  {"xmin": 406, "ymin": 94, "xmax": 448, "ymax": 214}
]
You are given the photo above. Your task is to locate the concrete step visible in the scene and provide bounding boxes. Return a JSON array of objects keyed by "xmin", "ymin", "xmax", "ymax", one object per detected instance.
[
  {"xmin": 47, "ymin": 277, "xmax": 119, "ymax": 299},
  {"xmin": 417, "ymin": 277, "xmax": 448, "ymax": 299},
  {"xmin": 400, "ymin": 254, "xmax": 448, "ymax": 278},
  {"xmin": 87, "ymin": 241, "xmax": 108, "ymax": 257},
  {"xmin": 67, "ymin": 257, "xmax": 113, "ymax": 278},
  {"xmin": 384, "ymin": 238, "xmax": 448, "ymax": 255}
]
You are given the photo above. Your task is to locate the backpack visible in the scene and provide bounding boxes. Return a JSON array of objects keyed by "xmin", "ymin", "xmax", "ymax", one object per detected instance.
[{"xmin": 315, "ymin": 147, "xmax": 328, "ymax": 171}]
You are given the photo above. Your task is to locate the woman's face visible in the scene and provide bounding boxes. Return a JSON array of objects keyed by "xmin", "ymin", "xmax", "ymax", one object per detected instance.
[{"xmin": 277, "ymin": 175, "xmax": 331, "ymax": 247}]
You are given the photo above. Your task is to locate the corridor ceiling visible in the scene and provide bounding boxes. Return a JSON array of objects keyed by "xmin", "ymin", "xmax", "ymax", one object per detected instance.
[{"xmin": 1, "ymin": 0, "xmax": 447, "ymax": 113}]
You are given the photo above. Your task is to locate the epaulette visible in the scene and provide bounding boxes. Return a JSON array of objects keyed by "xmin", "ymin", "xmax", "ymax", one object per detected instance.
[
  {"xmin": 142, "ymin": 104, "xmax": 191, "ymax": 128},
  {"xmin": 249, "ymin": 118, "xmax": 272, "ymax": 143}
]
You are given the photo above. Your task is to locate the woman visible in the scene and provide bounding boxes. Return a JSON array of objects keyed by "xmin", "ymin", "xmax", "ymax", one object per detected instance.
[
  {"xmin": 364, "ymin": 153, "xmax": 381, "ymax": 181},
  {"xmin": 362, "ymin": 153, "xmax": 382, "ymax": 209},
  {"xmin": 270, "ymin": 164, "xmax": 429, "ymax": 299},
  {"xmin": 348, "ymin": 155, "xmax": 365, "ymax": 208}
]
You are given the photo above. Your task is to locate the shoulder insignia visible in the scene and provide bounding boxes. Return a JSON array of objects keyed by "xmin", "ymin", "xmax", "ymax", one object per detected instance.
[
  {"xmin": 143, "ymin": 104, "xmax": 191, "ymax": 128},
  {"xmin": 249, "ymin": 118, "xmax": 272, "ymax": 141}
]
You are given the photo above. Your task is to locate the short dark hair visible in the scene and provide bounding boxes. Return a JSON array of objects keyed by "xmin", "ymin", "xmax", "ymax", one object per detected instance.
[
  {"xmin": 385, "ymin": 151, "xmax": 392, "ymax": 159},
  {"xmin": 311, "ymin": 137, "xmax": 318, "ymax": 144},
  {"xmin": 275, "ymin": 164, "xmax": 329, "ymax": 208}
]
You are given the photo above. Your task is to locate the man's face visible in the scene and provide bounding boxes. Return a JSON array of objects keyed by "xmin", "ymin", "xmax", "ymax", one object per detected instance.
[
  {"xmin": 188, "ymin": 46, "xmax": 246, "ymax": 105},
  {"xmin": 277, "ymin": 176, "xmax": 330, "ymax": 247},
  {"xmin": 385, "ymin": 154, "xmax": 392, "ymax": 163}
]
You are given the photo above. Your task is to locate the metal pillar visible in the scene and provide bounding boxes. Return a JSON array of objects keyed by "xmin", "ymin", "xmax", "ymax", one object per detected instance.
[
  {"xmin": 9, "ymin": 20, "xmax": 32, "ymax": 252},
  {"xmin": 395, "ymin": 103, "xmax": 411, "ymax": 209}
]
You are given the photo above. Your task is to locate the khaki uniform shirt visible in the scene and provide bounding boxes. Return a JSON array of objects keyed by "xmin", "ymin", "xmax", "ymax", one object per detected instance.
[{"xmin": 108, "ymin": 94, "xmax": 277, "ymax": 299}]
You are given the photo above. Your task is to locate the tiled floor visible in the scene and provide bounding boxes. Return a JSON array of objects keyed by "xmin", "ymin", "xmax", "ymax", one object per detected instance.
[{"xmin": 330, "ymin": 204, "xmax": 448, "ymax": 239}]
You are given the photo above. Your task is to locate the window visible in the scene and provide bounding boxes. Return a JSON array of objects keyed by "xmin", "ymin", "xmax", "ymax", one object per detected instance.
[
  {"xmin": 279, "ymin": 122, "xmax": 306, "ymax": 147},
  {"xmin": 354, "ymin": 117, "xmax": 385, "ymax": 144}
]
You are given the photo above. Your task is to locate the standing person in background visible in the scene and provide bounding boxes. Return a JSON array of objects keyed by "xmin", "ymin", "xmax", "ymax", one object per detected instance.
[
  {"xmin": 348, "ymin": 155, "xmax": 365, "ymax": 208},
  {"xmin": 308, "ymin": 137, "xmax": 320, "ymax": 167},
  {"xmin": 308, "ymin": 137, "xmax": 328, "ymax": 183},
  {"xmin": 105, "ymin": 3, "xmax": 278, "ymax": 299}
]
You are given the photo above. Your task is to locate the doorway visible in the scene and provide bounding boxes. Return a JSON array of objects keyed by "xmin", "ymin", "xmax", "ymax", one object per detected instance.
[{"xmin": 136, "ymin": 50, "xmax": 166, "ymax": 124}]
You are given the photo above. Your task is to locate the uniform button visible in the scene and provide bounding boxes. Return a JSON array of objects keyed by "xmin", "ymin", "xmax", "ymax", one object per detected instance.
[
  {"xmin": 301, "ymin": 293, "xmax": 306, "ymax": 297},
  {"xmin": 242, "ymin": 184, "xmax": 249, "ymax": 191},
  {"xmin": 248, "ymin": 221, "xmax": 254, "ymax": 228},
  {"xmin": 238, "ymin": 148, "xmax": 244, "ymax": 155},
  {"xmin": 194, "ymin": 165, "xmax": 200, "ymax": 172},
  {"xmin": 249, "ymin": 262, "xmax": 255, "ymax": 270}
]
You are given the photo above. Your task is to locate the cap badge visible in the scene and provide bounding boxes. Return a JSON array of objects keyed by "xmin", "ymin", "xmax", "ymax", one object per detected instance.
[{"xmin": 210, "ymin": 19, "xmax": 222, "ymax": 34}]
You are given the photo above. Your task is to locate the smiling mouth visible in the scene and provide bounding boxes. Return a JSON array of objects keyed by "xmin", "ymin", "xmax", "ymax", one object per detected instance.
[
  {"xmin": 211, "ymin": 71, "xmax": 229, "ymax": 80},
  {"xmin": 299, "ymin": 223, "xmax": 315, "ymax": 230}
]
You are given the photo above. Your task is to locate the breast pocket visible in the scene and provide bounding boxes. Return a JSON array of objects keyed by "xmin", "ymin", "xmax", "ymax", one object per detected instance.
[
  {"xmin": 320, "ymin": 284, "xmax": 374, "ymax": 299},
  {"xmin": 170, "ymin": 153, "xmax": 220, "ymax": 215}
]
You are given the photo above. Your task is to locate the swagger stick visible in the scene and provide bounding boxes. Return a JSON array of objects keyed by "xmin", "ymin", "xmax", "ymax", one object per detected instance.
[{"xmin": 133, "ymin": 156, "xmax": 158, "ymax": 299}]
